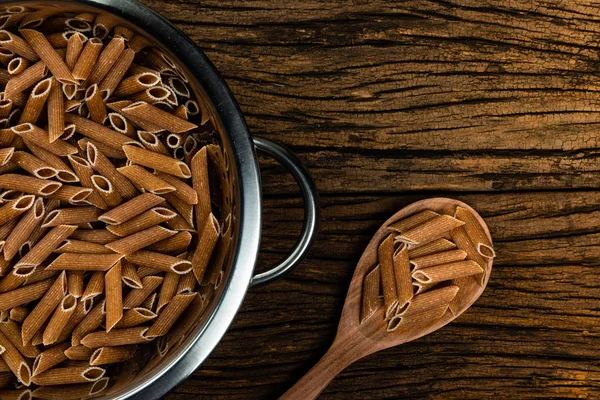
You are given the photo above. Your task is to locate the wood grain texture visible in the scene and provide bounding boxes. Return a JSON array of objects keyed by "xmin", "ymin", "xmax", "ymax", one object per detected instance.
[{"xmin": 135, "ymin": 0, "xmax": 600, "ymax": 398}]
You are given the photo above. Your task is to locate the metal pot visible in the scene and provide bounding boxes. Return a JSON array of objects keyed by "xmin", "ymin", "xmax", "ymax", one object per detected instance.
[{"xmin": 0, "ymin": 0, "xmax": 319, "ymax": 398}]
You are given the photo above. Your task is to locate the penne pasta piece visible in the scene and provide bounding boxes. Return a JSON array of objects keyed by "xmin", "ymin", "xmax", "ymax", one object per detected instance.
[
  {"xmin": 0, "ymin": 331, "xmax": 31, "ymax": 386},
  {"xmin": 387, "ymin": 304, "xmax": 449, "ymax": 332},
  {"xmin": 393, "ymin": 244, "xmax": 413, "ymax": 310},
  {"xmin": 450, "ymin": 225, "xmax": 487, "ymax": 285},
  {"xmin": 0, "ymin": 148, "xmax": 13, "ymax": 168},
  {"xmin": 106, "ymin": 225, "xmax": 176, "ymax": 255},
  {"xmin": 31, "ymin": 376, "xmax": 109, "ymax": 399},
  {"xmin": 19, "ymin": 7, "xmax": 61, "ymax": 29},
  {"xmin": 155, "ymin": 172, "xmax": 197, "ymax": 205},
  {"xmin": 81, "ymin": 327, "xmax": 151, "ymax": 348},
  {"xmin": 413, "ymin": 260, "xmax": 483, "ymax": 286},
  {"xmin": 148, "ymin": 231, "xmax": 192, "ymax": 254},
  {"xmin": 400, "ymin": 285, "xmax": 459, "ymax": 317},
  {"xmin": 92, "ymin": 13, "xmax": 116, "ymax": 39},
  {"xmin": 130, "ymin": 86, "xmax": 169, "ymax": 104},
  {"xmin": 0, "ymin": 100, "xmax": 13, "ymax": 119},
  {"xmin": 126, "ymin": 251, "xmax": 192, "ymax": 275},
  {"xmin": 396, "ymin": 215, "xmax": 465, "ymax": 247},
  {"xmin": 137, "ymin": 130, "xmax": 169, "ymax": 155},
  {"xmin": 114, "ymin": 308, "xmax": 156, "ymax": 329},
  {"xmin": 137, "ymin": 267, "xmax": 160, "ymax": 280},
  {"xmin": 71, "ymin": 300, "xmax": 104, "ymax": 346},
  {"xmin": 90, "ymin": 174, "xmax": 122, "ymax": 208},
  {"xmin": 388, "ymin": 210, "xmax": 439, "ymax": 233},
  {"xmin": 54, "ymin": 239, "xmax": 113, "ymax": 254},
  {"xmin": 113, "ymin": 26, "xmax": 134, "ymax": 40},
  {"xmin": 24, "ymin": 141, "xmax": 77, "ymax": 183},
  {"xmin": 164, "ymin": 209, "xmax": 195, "ymax": 233},
  {"xmin": 43, "ymin": 294, "xmax": 77, "ymax": 345},
  {"xmin": 166, "ymin": 294, "xmax": 205, "ymax": 348},
  {"xmin": 0, "ymin": 47, "xmax": 14, "ymax": 65},
  {"xmin": 0, "ymin": 30, "xmax": 38, "ymax": 61},
  {"xmin": 90, "ymin": 345, "xmax": 136, "ymax": 366},
  {"xmin": 42, "ymin": 206, "xmax": 102, "ymax": 227},
  {"xmin": 9, "ymin": 308, "xmax": 28, "ymax": 323},
  {"xmin": 163, "ymin": 193, "xmax": 193, "ymax": 226},
  {"xmin": 116, "ymin": 165, "xmax": 175, "ymax": 195},
  {"xmin": 360, "ymin": 265, "xmax": 381, "ymax": 324},
  {"xmin": 107, "ymin": 100, "xmax": 162, "ymax": 132},
  {"xmin": 191, "ymin": 214, "xmax": 220, "ymax": 283},
  {"xmin": 21, "ymin": 271, "xmax": 66, "ymax": 344},
  {"xmin": 31, "ymin": 342, "xmax": 69, "ymax": 376},
  {"xmin": 166, "ymin": 132, "xmax": 185, "ymax": 149},
  {"xmin": 3, "ymin": 196, "xmax": 43, "ymax": 260},
  {"xmin": 61, "ymin": 82, "xmax": 75, "ymax": 99},
  {"xmin": 104, "ymin": 261, "xmax": 123, "ymax": 332},
  {"xmin": 410, "ymin": 249, "xmax": 468, "ymax": 270},
  {"xmin": 0, "ymin": 320, "xmax": 39, "ymax": 358},
  {"xmin": 106, "ymin": 206, "xmax": 176, "ymax": 237},
  {"xmin": 84, "ymin": 84, "xmax": 105, "ymax": 124},
  {"xmin": 18, "ymin": 77, "xmax": 51, "ymax": 124},
  {"xmin": 108, "ymin": 113, "xmax": 136, "ymax": 139},
  {"xmin": 65, "ymin": 114, "xmax": 139, "ymax": 151},
  {"xmin": 31, "ymin": 365, "xmax": 105, "ymax": 386},
  {"xmin": 121, "ymin": 260, "xmax": 142, "ymax": 289},
  {"xmin": 122, "ymin": 276, "xmax": 163, "ymax": 309},
  {"xmin": 407, "ymin": 238, "xmax": 457, "ymax": 259},
  {"xmin": 0, "ymin": 195, "xmax": 34, "ymax": 226},
  {"xmin": 121, "ymin": 101, "xmax": 197, "ymax": 133},
  {"xmin": 81, "ymin": 271, "xmax": 104, "ymax": 301},
  {"xmin": 378, "ymin": 234, "xmax": 398, "ymax": 320},
  {"xmin": 16, "ymin": 225, "xmax": 76, "ymax": 270},
  {"xmin": 67, "ymin": 154, "xmax": 106, "ymax": 210},
  {"xmin": 140, "ymin": 293, "xmax": 157, "ymax": 311},
  {"xmin": 20, "ymin": 29, "xmax": 74, "ymax": 83},
  {"xmin": 4, "ymin": 61, "xmax": 46, "ymax": 100},
  {"xmin": 63, "ymin": 345, "xmax": 93, "ymax": 361},
  {"xmin": 145, "ymin": 293, "xmax": 197, "ymax": 338},
  {"xmin": 65, "ymin": 18, "xmax": 91, "ymax": 33},
  {"xmin": 67, "ymin": 270, "xmax": 83, "ymax": 298},
  {"xmin": 47, "ymin": 253, "xmax": 123, "ymax": 272},
  {"xmin": 71, "ymin": 38, "xmax": 102, "ymax": 81},
  {"xmin": 191, "ymin": 147, "xmax": 211, "ymax": 230},
  {"xmin": 168, "ymin": 76, "xmax": 191, "ymax": 98},
  {"xmin": 98, "ymin": 193, "xmax": 163, "ymax": 226},
  {"xmin": 85, "ymin": 37, "xmax": 124, "ymax": 85},
  {"xmin": 48, "ymin": 186, "xmax": 92, "ymax": 204},
  {"xmin": 85, "ymin": 141, "xmax": 137, "ymax": 200},
  {"xmin": 185, "ymin": 99, "xmax": 201, "ymax": 118},
  {"xmin": 7, "ymin": 57, "xmax": 30, "ymax": 75},
  {"xmin": 454, "ymin": 206, "xmax": 495, "ymax": 259},
  {"xmin": 183, "ymin": 136, "xmax": 198, "ymax": 165},
  {"xmin": 122, "ymin": 144, "xmax": 191, "ymax": 179},
  {"xmin": 64, "ymin": 99, "xmax": 80, "ymax": 112},
  {"xmin": 46, "ymin": 78, "xmax": 65, "ymax": 143},
  {"xmin": 70, "ymin": 229, "xmax": 117, "ymax": 244},
  {"xmin": 61, "ymin": 123, "xmax": 76, "ymax": 140},
  {"xmin": 113, "ymin": 72, "xmax": 160, "ymax": 97},
  {"xmin": 156, "ymin": 272, "xmax": 180, "ymax": 314},
  {"xmin": 14, "ymin": 124, "xmax": 77, "ymax": 156},
  {"xmin": 98, "ymin": 48, "xmax": 135, "ymax": 99},
  {"xmin": 64, "ymin": 32, "xmax": 85, "ymax": 70},
  {"xmin": 413, "ymin": 281, "xmax": 439, "ymax": 295},
  {"xmin": 23, "ymin": 267, "xmax": 58, "ymax": 286},
  {"xmin": 128, "ymin": 34, "xmax": 151, "ymax": 53}
]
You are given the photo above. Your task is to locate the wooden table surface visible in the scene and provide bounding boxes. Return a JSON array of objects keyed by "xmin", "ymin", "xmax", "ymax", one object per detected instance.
[{"xmin": 140, "ymin": 0, "xmax": 600, "ymax": 398}]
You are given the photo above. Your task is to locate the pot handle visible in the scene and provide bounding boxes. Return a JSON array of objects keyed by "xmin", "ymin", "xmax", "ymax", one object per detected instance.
[{"xmin": 250, "ymin": 137, "xmax": 319, "ymax": 287}]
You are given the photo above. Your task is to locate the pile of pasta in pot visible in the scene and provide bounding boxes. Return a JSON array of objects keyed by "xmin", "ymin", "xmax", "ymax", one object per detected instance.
[
  {"xmin": 360, "ymin": 207, "xmax": 495, "ymax": 331},
  {"xmin": 0, "ymin": 5, "xmax": 233, "ymax": 399}
]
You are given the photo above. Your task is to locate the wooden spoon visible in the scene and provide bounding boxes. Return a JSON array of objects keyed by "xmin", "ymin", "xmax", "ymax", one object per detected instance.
[{"xmin": 280, "ymin": 198, "xmax": 493, "ymax": 400}]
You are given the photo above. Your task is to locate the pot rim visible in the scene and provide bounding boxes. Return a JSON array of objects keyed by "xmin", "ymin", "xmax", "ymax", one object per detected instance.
[{"xmin": 1, "ymin": 0, "xmax": 261, "ymax": 398}]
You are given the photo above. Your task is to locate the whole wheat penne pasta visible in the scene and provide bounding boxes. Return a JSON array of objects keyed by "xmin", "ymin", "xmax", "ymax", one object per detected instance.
[
  {"xmin": 113, "ymin": 72, "xmax": 160, "ymax": 97},
  {"xmin": 45, "ymin": 82, "xmax": 64, "ymax": 144},
  {"xmin": 19, "ymin": 7, "xmax": 61, "ymax": 29},
  {"xmin": 54, "ymin": 239, "xmax": 112, "ymax": 254},
  {"xmin": 191, "ymin": 214, "xmax": 220, "ymax": 283},
  {"xmin": 0, "ymin": 331, "xmax": 31, "ymax": 386},
  {"xmin": 90, "ymin": 345, "xmax": 136, "ymax": 366},
  {"xmin": 16, "ymin": 225, "xmax": 76, "ymax": 269},
  {"xmin": 0, "ymin": 195, "xmax": 34, "ymax": 226},
  {"xmin": 7, "ymin": 57, "xmax": 30, "ymax": 75},
  {"xmin": 191, "ymin": 147, "xmax": 211, "ymax": 230},
  {"xmin": 116, "ymin": 165, "xmax": 175, "ymax": 195},
  {"xmin": 414, "ymin": 260, "xmax": 483, "ymax": 287},
  {"xmin": 360, "ymin": 265, "xmax": 381, "ymax": 324},
  {"xmin": 71, "ymin": 300, "xmax": 104, "ymax": 346},
  {"xmin": 64, "ymin": 18, "xmax": 91, "ymax": 33},
  {"xmin": 165, "ymin": 294, "xmax": 205, "ymax": 348},
  {"xmin": 144, "ymin": 292, "xmax": 196, "ymax": 338},
  {"xmin": 148, "ymin": 231, "xmax": 192, "ymax": 254},
  {"xmin": 83, "ymin": 84, "xmax": 105, "ymax": 124},
  {"xmin": 126, "ymin": 251, "xmax": 192, "ymax": 275},
  {"xmin": 98, "ymin": 193, "xmax": 163, "ymax": 226},
  {"xmin": 3, "ymin": 198, "xmax": 44, "ymax": 261},
  {"xmin": 183, "ymin": 136, "xmax": 198, "ymax": 165},
  {"xmin": 81, "ymin": 271, "xmax": 104, "ymax": 301},
  {"xmin": 113, "ymin": 26, "xmax": 133, "ymax": 40},
  {"xmin": 388, "ymin": 210, "xmax": 439, "ymax": 233},
  {"xmin": 70, "ymin": 229, "xmax": 117, "ymax": 244},
  {"xmin": 407, "ymin": 238, "xmax": 457, "ymax": 259},
  {"xmin": 107, "ymin": 113, "xmax": 136, "ymax": 139},
  {"xmin": 410, "ymin": 249, "xmax": 468, "ymax": 271},
  {"xmin": 90, "ymin": 13, "xmax": 115, "ymax": 39},
  {"xmin": 173, "ymin": 146, "xmax": 184, "ymax": 161},
  {"xmin": 153, "ymin": 172, "xmax": 197, "ymax": 205},
  {"xmin": 61, "ymin": 124, "xmax": 76, "ymax": 141},
  {"xmin": 203, "ymin": 223, "xmax": 231, "ymax": 287},
  {"xmin": 0, "ymin": 312, "xmax": 9, "ymax": 323},
  {"xmin": 24, "ymin": 141, "xmax": 77, "ymax": 183},
  {"xmin": 412, "ymin": 281, "xmax": 438, "ymax": 295},
  {"xmin": 400, "ymin": 285, "xmax": 459, "ymax": 317},
  {"xmin": 378, "ymin": 234, "xmax": 398, "ymax": 320},
  {"xmin": 156, "ymin": 272, "xmax": 180, "ymax": 314},
  {"xmin": 42, "ymin": 206, "xmax": 102, "ymax": 228},
  {"xmin": 78, "ymin": 140, "xmax": 125, "ymax": 161},
  {"xmin": 106, "ymin": 207, "xmax": 176, "ymax": 238},
  {"xmin": 64, "ymin": 100, "xmax": 79, "ymax": 113},
  {"xmin": 114, "ymin": 308, "xmax": 156, "ymax": 329},
  {"xmin": 166, "ymin": 132, "xmax": 185, "ymax": 149},
  {"xmin": 61, "ymin": 82, "xmax": 75, "ymax": 99},
  {"xmin": 31, "ymin": 376, "xmax": 109, "ymax": 399},
  {"xmin": 31, "ymin": 342, "xmax": 69, "ymax": 377},
  {"xmin": 103, "ymin": 261, "xmax": 123, "ymax": 332},
  {"xmin": 81, "ymin": 326, "xmax": 151, "ymax": 348},
  {"xmin": 106, "ymin": 225, "xmax": 176, "ymax": 256},
  {"xmin": 164, "ymin": 209, "xmax": 195, "ymax": 232},
  {"xmin": 63, "ymin": 345, "xmax": 93, "ymax": 361},
  {"xmin": 4, "ymin": 61, "xmax": 46, "ymax": 99},
  {"xmin": 71, "ymin": 37, "xmax": 102, "ymax": 81},
  {"xmin": 0, "ymin": 321, "xmax": 39, "ymax": 358},
  {"xmin": 128, "ymin": 34, "xmax": 151, "ymax": 53},
  {"xmin": 122, "ymin": 144, "xmax": 191, "ymax": 179},
  {"xmin": 11, "ymin": 150, "xmax": 56, "ymax": 179},
  {"xmin": 66, "ymin": 270, "xmax": 83, "ymax": 298},
  {"xmin": 387, "ymin": 305, "xmax": 449, "ymax": 332},
  {"xmin": 31, "ymin": 365, "xmax": 105, "ymax": 386},
  {"xmin": 90, "ymin": 174, "xmax": 122, "ymax": 208},
  {"xmin": 392, "ymin": 244, "xmax": 413, "ymax": 310},
  {"xmin": 15, "ymin": 124, "xmax": 76, "ymax": 156},
  {"xmin": 120, "ymin": 260, "xmax": 142, "ymax": 289},
  {"xmin": 65, "ymin": 114, "xmax": 139, "ymax": 150},
  {"xmin": 185, "ymin": 99, "xmax": 200, "ymax": 118},
  {"xmin": 42, "ymin": 294, "xmax": 77, "ymax": 345},
  {"xmin": 106, "ymin": 100, "xmax": 162, "ymax": 131},
  {"xmin": 129, "ymin": 86, "xmax": 169, "ymax": 104},
  {"xmin": 396, "ymin": 215, "xmax": 465, "ymax": 247},
  {"xmin": 450, "ymin": 225, "xmax": 487, "ymax": 284},
  {"xmin": 48, "ymin": 186, "xmax": 91, "ymax": 204},
  {"xmin": 137, "ymin": 130, "xmax": 169, "ymax": 155},
  {"xmin": 66, "ymin": 155, "xmax": 106, "ymax": 210},
  {"xmin": 140, "ymin": 293, "xmax": 157, "ymax": 311},
  {"xmin": 122, "ymin": 276, "xmax": 163, "ymax": 309},
  {"xmin": 85, "ymin": 142, "xmax": 137, "ymax": 201},
  {"xmin": 50, "ymin": 293, "xmax": 89, "ymax": 343},
  {"xmin": 45, "ymin": 31, "xmax": 71, "ymax": 49},
  {"xmin": 454, "ymin": 206, "xmax": 495, "ymax": 259},
  {"xmin": 98, "ymin": 48, "xmax": 135, "ymax": 99},
  {"xmin": 0, "ymin": 11, "xmax": 26, "ymax": 30},
  {"xmin": 0, "ymin": 47, "xmax": 14, "ymax": 65},
  {"xmin": 23, "ymin": 267, "xmax": 59, "ymax": 286},
  {"xmin": 121, "ymin": 101, "xmax": 197, "ymax": 133},
  {"xmin": 9, "ymin": 308, "xmax": 28, "ymax": 323},
  {"xmin": 20, "ymin": 29, "xmax": 74, "ymax": 83},
  {"xmin": 85, "ymin": 37, "xmax": 124, "ymax": 85},
  {"xmin": 0, "ymin": 100, "xmax": 12, "ymax": 119},
  {"xmin": 47, "ymin": 253, "xmax": 123, "ymax": 272},
  {"xmin": 137, "ymin": 266, "xmax": 161, "ymax": 279},
  {"xmin": 0, "ymin": 148, "xmax": 13, "ymax": 167},
  {"xmin": 167, "ymin": 76, "xmax": 190, "ymax": 99},
  {"xmin": 163, "ymin": 193, "xmax": 193, "ymax": 226},
  {"xmin": 17, "ymin": 77, "xmax": 51, "ymax": 125},
  {"xmin": 64, "ymin": 31, "xmax": 85, "ymax": 70},
  {"xmin": 0, "ymin": 30, "xmax": 37, "ymax": 61},
  {"xmin": 21, "ymin": 271, "xmax": 66, "ymax": 343}
]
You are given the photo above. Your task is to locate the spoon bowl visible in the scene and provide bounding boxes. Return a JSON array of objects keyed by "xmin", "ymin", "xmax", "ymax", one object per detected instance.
[{"xmin": 280, "ymin": 198, "xmax": 493, "ymax": 400}]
